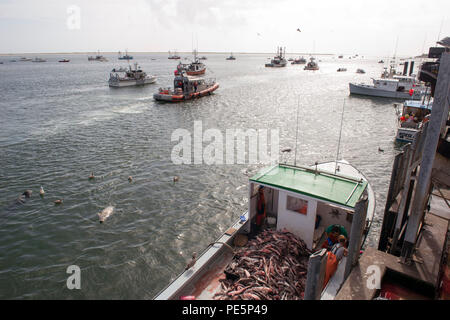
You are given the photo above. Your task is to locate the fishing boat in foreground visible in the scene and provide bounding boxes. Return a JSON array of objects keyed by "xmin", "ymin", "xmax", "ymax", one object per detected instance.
[
  {"xmin": 108, "ymin": 62, "xmax": 156, "ymax": 87},
  {"xmin": 349, "ymin": 75, "xmax": 426, "ymax": 100},
  {"xmin": 304, "ymin": 57, "xmax": 319, "ymax": 70},
  {"xmin": 153, "ymin": 69, "xmax": 218, "ymax": 102},
  {"xmin": 265, "ymin": 47, "xmax": 287, "ymax": 67},
  {"xmin": 395, "ymin": 99, "xmax": 432, "ymax": 143},
  {"xmin": 154, "ymin": 160, "xmax": 375, "ymax": 300}
]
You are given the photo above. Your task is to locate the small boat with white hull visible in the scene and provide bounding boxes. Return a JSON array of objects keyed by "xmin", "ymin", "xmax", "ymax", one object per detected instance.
[
  {"xmin": 153, "ymin": 69, "xmax": 218, "ymax": 102},
  {"xmin": 349, "ymin": 75, "xmax": 426, "ymax": 100},
  {"xmin": 108, "ymin": 62, "xmax": 156, "ymax": 87},
  {"xmin": 395, "ymin": 99, "xmax": 432, "ymax": 143},
  {"xmin": 304, "ymin": 57, "xmax": 319, "ymax": 70},
  {"xmin": 154, "ymin": 159, "xmax": 375, "ymax": 300},
  {"xmin": 19, "ymin": 57, "xmax": 32, "ymax": 62},
  {"xmin": 265, "ymin": 47, "xmax": 287, "ymax": 67}
]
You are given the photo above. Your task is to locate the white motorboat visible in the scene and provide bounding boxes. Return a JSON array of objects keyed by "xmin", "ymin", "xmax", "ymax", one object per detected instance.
[
  {"xmin": 349, "ymin": 75, "xmax": 426, "ymax": 100},
  {"xmin": 108, "ymin": 62, "xmax": 156, "ymax": 87}
]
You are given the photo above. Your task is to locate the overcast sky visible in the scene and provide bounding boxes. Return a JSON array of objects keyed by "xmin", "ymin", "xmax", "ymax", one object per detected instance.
[{"xmin": 0, "ymin": 0, "xmax": 448, "ymax": 56}]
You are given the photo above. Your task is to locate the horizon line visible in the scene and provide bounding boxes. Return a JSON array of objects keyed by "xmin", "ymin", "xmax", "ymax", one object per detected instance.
[{"xmin": 0, "ymin": 51, "xmax": 415, "ymax": 57}]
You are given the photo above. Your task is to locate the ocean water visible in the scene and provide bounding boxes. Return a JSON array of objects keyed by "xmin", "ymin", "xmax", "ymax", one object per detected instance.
[{"xmin": 0, "ymin": 53, "xmax": 401, "ymax": 299}]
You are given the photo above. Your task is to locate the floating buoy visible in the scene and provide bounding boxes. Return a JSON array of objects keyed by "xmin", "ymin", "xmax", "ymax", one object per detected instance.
[
  {"xmin": 39, "ymin": 186, "xmax": 45, "ymax": 197},
  {"xmin": 173, "ymin": 176, "xmax": 179, "ymax": 183},
  {"xmin": 54, "ymin": 199, "xmax": 63, "ymax": 205},
  {"xmin": 128, "ymin": 176, "xmax": 133, "ymax": 183},
  {"xmin": 89, "ymin": 172, "xmax": 95, "ymax": 180}
]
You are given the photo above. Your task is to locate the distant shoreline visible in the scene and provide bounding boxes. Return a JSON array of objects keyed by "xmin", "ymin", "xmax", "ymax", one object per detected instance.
[{"xmin": 0, "ymin": 51, "xmax": 337, "ymax": 56}]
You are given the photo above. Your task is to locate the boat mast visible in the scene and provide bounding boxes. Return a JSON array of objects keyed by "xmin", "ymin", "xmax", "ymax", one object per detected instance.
[
  {"xmin": 335, "ymin": 99, "xmax": 346, "ymax": 173},
  {"xmin": 294, "ymin": 97, "xmax": 301, "ymax": 166}
]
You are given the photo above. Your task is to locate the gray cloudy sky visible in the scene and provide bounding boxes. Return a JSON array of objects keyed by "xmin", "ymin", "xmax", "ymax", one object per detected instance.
[{"xmin": 0, "ymin": 0, "xmax": 448, "ymax": 56}]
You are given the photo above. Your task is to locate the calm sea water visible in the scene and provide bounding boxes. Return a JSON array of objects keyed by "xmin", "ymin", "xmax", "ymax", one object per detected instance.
[{"xmin": 0, "ymin": 53, "xmax": 401, "ymax": 299}]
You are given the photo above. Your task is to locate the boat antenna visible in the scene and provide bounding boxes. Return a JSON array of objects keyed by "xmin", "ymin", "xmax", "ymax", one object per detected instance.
[
  {"xmin": 294, "ymin": 96, "xmax": 301, "ymax": 166},
  {"xmin": 335, "ymin": 98, "xmax": 346, "ymax": 174},
  {"xmin": 436, "ymin": 17, "xmax": 444, "ymax": 43}
]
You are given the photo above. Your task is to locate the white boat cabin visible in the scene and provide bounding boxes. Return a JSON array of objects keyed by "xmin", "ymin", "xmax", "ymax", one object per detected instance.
[{"xmin": 247, "ymin": 163, "xmax": 370, "ymax": 250}]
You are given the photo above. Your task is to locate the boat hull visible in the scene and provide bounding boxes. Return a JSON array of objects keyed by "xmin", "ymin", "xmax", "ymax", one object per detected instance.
[
  {"xmin": 265, "ymin": 63, "xmax": 286, "ymax": 67},
  {"xmin": 109, "ymin": 77, "xmax": 156, "ymax": 87},
  {"xmin": 396, "ymin": 127, "xmax": 417, "ymax": 143},
  {"xmin": 186, "ymin": 68, "xmax": 206, "ymax": 76},
  {"xmin": 349, "ymin": 83, "xmax": 422, "ymax": 100},
  {"xmin": 153, "ymin": 83, "xmax": 219, "ymax": 102}
]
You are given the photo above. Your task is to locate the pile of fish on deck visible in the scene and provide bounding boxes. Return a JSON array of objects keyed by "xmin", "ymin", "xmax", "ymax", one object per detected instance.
[{"xmin": 214, "ymin": 229, "xmax": 311, "ymax": 300}]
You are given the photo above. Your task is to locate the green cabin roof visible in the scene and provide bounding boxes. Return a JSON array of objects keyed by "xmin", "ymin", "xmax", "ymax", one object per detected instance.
[{"xmin": 250, "ymin": 164, "xmax": 367, "ymax": 208}]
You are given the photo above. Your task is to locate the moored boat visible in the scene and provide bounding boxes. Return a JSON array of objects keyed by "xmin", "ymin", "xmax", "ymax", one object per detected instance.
[
  {"xmin": 118, "ymin": 50, "xmax": 133, "ymax": 60},
  {"xmin": 154, "ymin": 159, "xmax": 375, "ymax": 300},
  {"xmin": 108, "ymin": 62, "xmax": 156, "ymax": 87},
  {"xmin": 356, "ymin": 68, "xmax": 365, "ymax": 74},
  {"xmin": 349, "ymin": 75, "xmax": 426, "ymax": 100},
  {"xmin": 395, "ymin": 99, "xmax": 432, "ymax": 143},
  {"xmin": 177, "ymin": 50, "xmax": 206, "ymax": 76},
  {"xmin": 153, "ymin": 69, "xmax": 218, "ymax": 102},
  {"xmin": 265, "ymin": 47, "xmax": 287, "ymax": 67},
  {"xmin": 226, "ymin": 53, "xmax": 236, "ymax": 60},
  {"xmin": 88, "ymin": 51, "xmax": 108, "ymax": 62},
  {"xmin": 168, "ymin": 50, "xmax": 181, "ymax": 60},
  {"xmin": 59, "ymin": 59, "xmax": 70, "ymax": 63},
  {"xmin": 337, "ymin": 68, "xmax": 347, "ymax": 72},
  {"xmin": 19, "ymin": 57, "xmax": 32, "ymax": 62},
  {"xmin": 291, "ymin": 56, "xmax": 307, "ymax": 64},
  {"xmin": 304, "ymin": 57, "xmax": 319, "ymax": 70},
  {"xmin": 32, "ymin": 57, "xmax": 47, "ymax": 62}
]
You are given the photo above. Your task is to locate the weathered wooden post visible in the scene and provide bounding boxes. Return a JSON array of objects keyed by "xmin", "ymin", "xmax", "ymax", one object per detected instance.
[
  {"xmin": 304, "ymin": 248, "xmax": 328, "ymax": 300},
  {"xmin": 401, "ymin": 52, "xmax": 450, "ymax": 263},
  {"xmin": 344, "ymin": 197, "xmax": 368, "ymax": 280},
  {"xmin": 378, "ymin": 154, "xmax": 401, "ymax": 251}
]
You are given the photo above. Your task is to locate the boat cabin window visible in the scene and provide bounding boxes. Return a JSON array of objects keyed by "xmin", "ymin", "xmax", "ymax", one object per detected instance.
[{"xmin": 286, "ymin": 196, "xmax": 308, "ymax": 215}]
